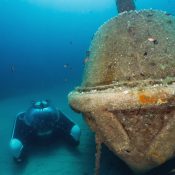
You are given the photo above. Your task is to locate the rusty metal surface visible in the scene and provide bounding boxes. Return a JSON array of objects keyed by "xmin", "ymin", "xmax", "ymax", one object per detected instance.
[
  {"xmin": 116, "ymin": 0, "xmax": 136, "ymax": 13},
  {"xmin": 68, "ymin": 10, "xmax": 175, "ymax": 174}
]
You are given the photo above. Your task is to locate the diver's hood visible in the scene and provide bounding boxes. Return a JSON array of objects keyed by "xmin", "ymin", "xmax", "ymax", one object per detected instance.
[{"xmin": 24, "ymin": 100, "xmax": 59, "ymax": 135}]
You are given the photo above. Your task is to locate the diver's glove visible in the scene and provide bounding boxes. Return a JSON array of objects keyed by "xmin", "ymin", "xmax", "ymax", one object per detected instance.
[
  {"xmin": 9, "ymin": 138, "xmax": 24, "ymax": 162},
  {"xmin": 70, "ymin": 124, "xmax": 81, "ymax": 144}
]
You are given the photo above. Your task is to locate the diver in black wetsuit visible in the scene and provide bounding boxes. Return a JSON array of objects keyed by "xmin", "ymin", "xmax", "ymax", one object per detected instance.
[{"xmin": 9, "ymin": 100, "xmax": 81, "ymax": 162}]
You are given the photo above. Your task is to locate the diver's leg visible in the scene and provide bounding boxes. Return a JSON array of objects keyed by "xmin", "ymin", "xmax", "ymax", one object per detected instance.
[
  {"xmin": 9, "ymin": 112, "xmax": 32, "ymax": 162},
  {"xmin": 56, "ymin": 111, "xmax": 81, "ymax": 145}
]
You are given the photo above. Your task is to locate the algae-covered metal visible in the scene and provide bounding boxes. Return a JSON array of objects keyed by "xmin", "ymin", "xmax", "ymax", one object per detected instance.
[{"xmin": 68, "ymin": 10, "xmax": 175, "ymax": 174}]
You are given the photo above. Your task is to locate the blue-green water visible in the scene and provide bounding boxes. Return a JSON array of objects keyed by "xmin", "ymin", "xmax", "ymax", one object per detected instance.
[{"xmin": 0, "ymin": 0, "xmax": 175, "ymax": 175}]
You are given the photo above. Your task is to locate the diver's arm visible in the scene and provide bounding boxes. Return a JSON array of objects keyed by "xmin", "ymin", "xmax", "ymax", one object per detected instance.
[
  {"xmin": 56, "ymin": 111, "xmax": 81, "ymax": 145},
  {"xmin": 9, "ymin": 112, "xmax": 33, "ymax": 162}
]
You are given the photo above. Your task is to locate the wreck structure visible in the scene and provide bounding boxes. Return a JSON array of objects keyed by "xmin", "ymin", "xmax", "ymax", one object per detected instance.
[
  {"xmin": 68, "ymin": 9, "xmax": 175, "ymax": 175},
  {"xmin": 116, "ymin": 0, "xmax": 136, "ymax": 13}
]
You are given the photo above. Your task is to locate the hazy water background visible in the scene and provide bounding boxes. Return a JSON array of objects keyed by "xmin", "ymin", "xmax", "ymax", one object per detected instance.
[
  {"xmin": 0, "ymin": 0, "xmax": 175, "ymax": 175},
  {"xmin": 0, "ymin": 0, "xmax": 117, "ymax": 99},
  {"xmin": 0, "ymin": 0, "xmax": 175, "ymax": 99}
]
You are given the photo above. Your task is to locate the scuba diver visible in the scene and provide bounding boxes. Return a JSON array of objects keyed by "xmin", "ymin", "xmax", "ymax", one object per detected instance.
[{"xmin": 9, "ymin": 100, "xmax": 81, "ymax": 162}]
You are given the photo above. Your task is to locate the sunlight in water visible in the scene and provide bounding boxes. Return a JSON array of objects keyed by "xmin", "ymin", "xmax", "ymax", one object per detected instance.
[{"xmin": 28, "ymin": 0, "xmax": 115, "ymax": 12}]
